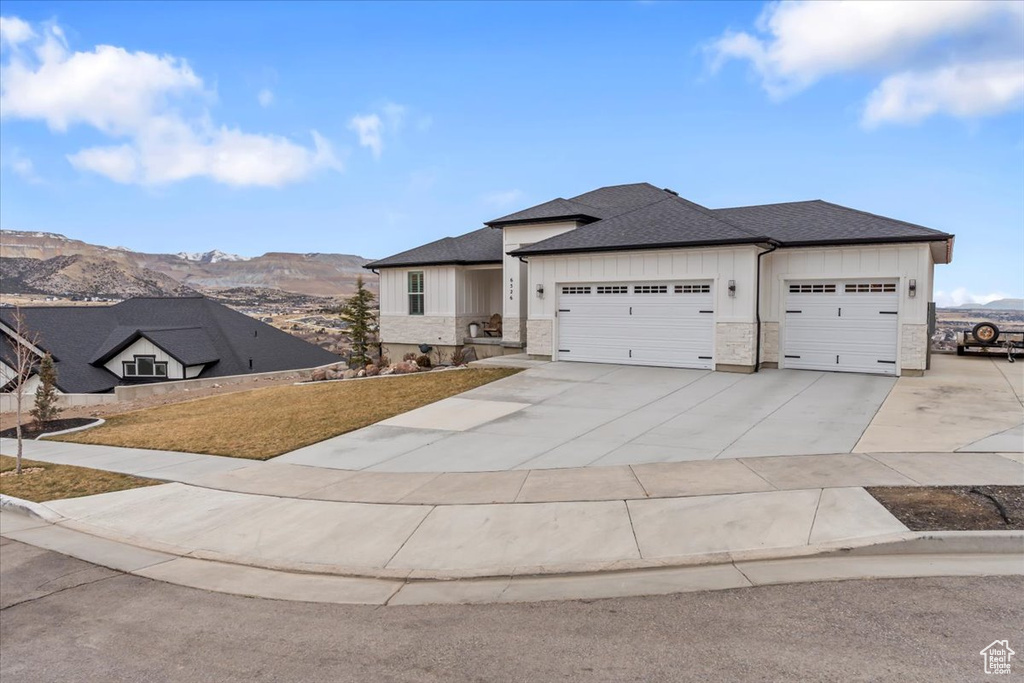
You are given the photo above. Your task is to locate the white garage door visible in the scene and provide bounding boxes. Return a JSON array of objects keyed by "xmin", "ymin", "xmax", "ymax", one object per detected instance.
[
  {"xmin": 557, "ymin": 282, "xmax": 714, "ymax": 369},
  {"xmin": 783, "ymin": 280, "xmax": 899, "ymax": 375}
]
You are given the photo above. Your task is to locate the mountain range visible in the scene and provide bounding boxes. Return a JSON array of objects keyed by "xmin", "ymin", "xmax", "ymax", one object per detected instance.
[
  {"xmin": 0, "ymin": 230, "xmax": 371, "ymax": 300},
  {"xmin": 955, "ymin": 299, "xmax": 1024, "ymax": 311}
]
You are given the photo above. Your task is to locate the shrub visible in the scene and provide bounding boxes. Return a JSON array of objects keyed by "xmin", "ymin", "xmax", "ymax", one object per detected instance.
[
  {"xmin": 451, "ymin": 348, "xmax": 466, "ymax": 366},
  {"xmin": 31, "ymin": 353, "xmax": 62, "ymax": 427},
  {"xmin": 415, "ymin": 354, "xmax": 432, "ymax": 368}
]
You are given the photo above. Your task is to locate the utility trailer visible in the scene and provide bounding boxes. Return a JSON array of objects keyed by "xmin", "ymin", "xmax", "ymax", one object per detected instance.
[{"xmin": 957, "ymin": 322, "xmax": 1024, "ymax": 362}]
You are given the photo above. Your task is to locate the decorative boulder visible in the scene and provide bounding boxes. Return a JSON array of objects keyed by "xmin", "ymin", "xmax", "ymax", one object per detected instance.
[
  {"xmin": 379, "ymin": 366, "xmax": 395, "ymax": 376},
  {"xmin": 342, "ymin": 369, "xmax": 358, "ymax": 380},
  {"xmin": 312, "ymin": 368, "xmax": 328, "ymax": 382},
  {"xmin": 364, "ymin": 364, "xmax": 379, "ymax": 377},
  {"xmin": 393, "ymin": 360, "xmax": 419, "ymax": 375},
  {"xmin": 325, "ymin": 369, "xmax": 341, "ymax": 380},
  {"xmin": 357, "ymin": 369, "xmax": 366, "ymax": 378}
]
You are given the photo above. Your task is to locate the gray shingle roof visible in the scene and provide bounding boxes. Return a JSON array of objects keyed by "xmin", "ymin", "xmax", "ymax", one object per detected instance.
[
  {"xmin": 0, "ymin": 297, "xmax": 340, "ymax": 393},
  {"xmin": 364, "ymin": 227, "xmax": 502, "ymax": 269},
  {"xmin": 713, "ymin": 200, "xmax": 952, "ymax": 246},
  {"xmin": 512, "ymin": 196, "xmax": 767, "ymax": 256},
  {"xmin": 485, "ymin": 183, "xmax": 674, "ymax": 227}
]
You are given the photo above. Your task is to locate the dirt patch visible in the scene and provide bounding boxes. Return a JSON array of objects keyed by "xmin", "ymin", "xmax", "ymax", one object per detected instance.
[
  {"xmin": 868, "ymin": 486, "xmax": 1023, "ymax": 531},
  {"xmin": 0, "ymin": 417, "xmax": 100, "ymax": 439}
]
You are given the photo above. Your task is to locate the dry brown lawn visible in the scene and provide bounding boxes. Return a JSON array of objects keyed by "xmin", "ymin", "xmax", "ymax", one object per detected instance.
[
  {"xmin": 0, "ymin": 455, "xmax": 159, "ymax": 503},
  {"xmin": 55, "ymin": 368, "xmax": 519, "ymax": 459}
]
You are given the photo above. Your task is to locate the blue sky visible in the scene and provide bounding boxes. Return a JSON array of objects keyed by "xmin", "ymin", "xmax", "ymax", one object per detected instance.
[{"xmin": 1, "ymin": 1, "xmax": 1022, "ymax": 304}]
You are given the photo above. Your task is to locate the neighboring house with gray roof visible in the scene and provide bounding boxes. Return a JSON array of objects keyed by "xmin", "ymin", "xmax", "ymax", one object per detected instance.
[
  {"xmin": 367, "ymin": 183, "xmax": 953, "ymax": 376},
  {"xmin": 0, "ymin": 297, "xmax": 340, "ymax": 394}
]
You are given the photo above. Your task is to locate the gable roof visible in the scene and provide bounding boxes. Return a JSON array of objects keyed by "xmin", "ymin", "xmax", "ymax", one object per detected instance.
[
  {"xmin": 0, "ymin": 297, "xmax": 340, "ymax": 393},
  {"xmin": 364, "ymin": 227, "xmax": 503, "ymax": 269}
]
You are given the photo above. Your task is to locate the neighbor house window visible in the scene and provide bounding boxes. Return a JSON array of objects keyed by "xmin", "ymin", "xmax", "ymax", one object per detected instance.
[
  {"xmin": 408, "ymin": 271, "xmax": 424, "ymax": 315},
  {"xmin": 123, "ymin": 355, "xmax": 168, "ymax": 378}
]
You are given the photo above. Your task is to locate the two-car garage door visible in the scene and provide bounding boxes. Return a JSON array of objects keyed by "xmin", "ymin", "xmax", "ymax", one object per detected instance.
[
  {"xmin": 783, "ymin": 280, "xmax": 899, "ymax": 375},
  {"xmin": 557, "ymin": 281, "xmax": 714, "ymax": 370}
]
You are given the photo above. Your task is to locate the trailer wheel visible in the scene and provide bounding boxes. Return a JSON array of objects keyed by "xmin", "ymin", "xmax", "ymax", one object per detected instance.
[{"xmin": 972, "ymin": 322, "xmax": 1000, "ymax": 344}]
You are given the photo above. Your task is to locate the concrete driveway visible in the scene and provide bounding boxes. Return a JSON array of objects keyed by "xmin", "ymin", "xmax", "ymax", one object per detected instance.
[{"xmin": 278, "ymin": 363, "xmax": 896, "ymax": 472}]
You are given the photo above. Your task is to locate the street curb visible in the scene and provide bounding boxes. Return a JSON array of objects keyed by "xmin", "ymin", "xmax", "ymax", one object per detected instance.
[
  {"xmin": 0, "ymin": 494, "xmax": 64, "ymax": 523},
  {"xmin": 1, "ymin": 513, "xmax": 1020, "ymax": 606},
  {"xmin": 36, "ymin": 418, "xmax": 105, "ymax": 440}
]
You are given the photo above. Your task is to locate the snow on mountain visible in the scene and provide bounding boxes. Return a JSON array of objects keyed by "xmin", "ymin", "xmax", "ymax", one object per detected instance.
[{"xmin": 176, "ymin": 250, "xmax": 251, "ymax": 264}]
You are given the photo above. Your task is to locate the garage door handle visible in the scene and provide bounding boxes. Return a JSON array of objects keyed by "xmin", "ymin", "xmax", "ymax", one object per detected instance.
[
  {"xmin": 558, "ymin": 349, "xmax": 570, "ymax": 353},
  {"xmin": 879, "ymin": 311, "xmax": 898, "ymax": 315},
  {"xmin": 558, "ymin": 309, "xmax": 570, "ymax": 313},
  {"xmin": 698, "ymin": 356, "xmax": 712, "ymax": 360},
  {"xmin": 784, "ymin": 355, "xmax": 801, "ymax": 359},
  {"xmin": 786, "ymin": 310, "xmax": 801, "ymax": 314},
  {"xmin": 877, "ymin": 360, "xmax": 896, "ymax": 364},
  {"xmin": 699, "ymin": 310, "xmax": 714, "ymax": 314}
]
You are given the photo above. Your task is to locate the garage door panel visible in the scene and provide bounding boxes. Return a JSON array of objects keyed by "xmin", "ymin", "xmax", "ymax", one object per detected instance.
[
  {"xmin": 783, "ymin": 280, "xmax": 898, "ymax": 376},
  {"xmin": 557, "ymin": 282, "xmax": 713, "ymax": 370}
]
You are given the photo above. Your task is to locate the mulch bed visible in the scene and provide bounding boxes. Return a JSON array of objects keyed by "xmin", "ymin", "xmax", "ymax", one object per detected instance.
[
  {"xmin": 868, "ymin": 486, "xmax": 1024, "ymax": 531},
  {"xmin": 0, "ymin": 418, "xmax": 100, "ymax": 440}
]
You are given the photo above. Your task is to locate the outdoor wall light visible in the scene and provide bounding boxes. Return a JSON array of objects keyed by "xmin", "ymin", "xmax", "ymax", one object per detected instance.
[
  {"xmin": 908, "ymin": 279, "xmax": 917, "ymax": 298},
  {"xmin": 536, "ymin": 284, "xmax": 544, "ymax": 298},
  {"xmin": 728, "ymin": 280, "xmax": 736, "ymax": 297}
]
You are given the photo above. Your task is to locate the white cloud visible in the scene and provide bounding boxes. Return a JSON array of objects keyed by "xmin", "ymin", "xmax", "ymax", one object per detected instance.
[
  {"xmin": 708, "ymin": 0, "xmax": 1024, "ymax": 126},
  {"xmin": 934, "ymin": 288, "xmax": 1009, "ymax": 307},
  {"xmin": 257, "ymin": 88, "xmax": 274, "ymax": 107},
  {"xmin": 0, "ymin": 17, "xmax": 341, "ymax": 187},
  {"xmin": 863, "ymin": 60, "xmax": 1024, "ymax": 128},
  {"xmin": 348, "ymin": 113, "xmax": 383, "ymax": 159},
  {"xmin": 4, "ymin": 148, "xmax": 41, "ymax": 182},
  {"xmin": 482, "ymin": 189, "xmax": 525, "ymax": 207},
  {"xmin": 0, "ymin": 16, "xmax": 34, "ymax": 48}
]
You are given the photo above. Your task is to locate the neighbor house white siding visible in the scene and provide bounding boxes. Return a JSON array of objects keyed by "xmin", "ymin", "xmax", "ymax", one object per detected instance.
[
  {"xmin": 527, "ymin": 245, "xmax": 760, "ymax": 368},
  {"xmin": 103, "ymin": 338, "xmax": 185, "ymax": 379},
  {"xmin": 759, "ymin": 243, "xmax": 934, "ymax": 373}
]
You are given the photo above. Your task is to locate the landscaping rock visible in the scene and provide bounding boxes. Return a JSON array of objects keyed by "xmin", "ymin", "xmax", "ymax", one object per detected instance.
[
  {"xmin": 325, "ymin": 369, "xmax": 340, "ymax": 380},
  {"xmin": 393, "ymin": 360, "xmax": 420, "ymax": 375},
  {"xmin": 311, "ymin": 368, "xmax": 328, "ymax": 381},
  {"xmin": 379, "ymin": 367, "xmax": 395, "ymax": 376},
  {"xmin": 342, "ymin": 369, "xmax": 358, "ymax": 380},
  {"xmin": 357, "ymin": 369, "xmax": 366, "ymax": 378},
  {"xmin": 364, "ymin": 364, "xmax": 379, "ymax": 377}
]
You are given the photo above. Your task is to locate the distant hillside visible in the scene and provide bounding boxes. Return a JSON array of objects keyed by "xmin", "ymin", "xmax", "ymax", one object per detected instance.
[
  {"xmin": 1, "ymin": 254, "xmax": 197, "ymax": 299},
  {"xmin": 955, "ymin": 298, "xmax": 1024, "ymax": 311},
  {"xmin": 0, "ymin": 230, "xmax": 372, "ymax": 298}
]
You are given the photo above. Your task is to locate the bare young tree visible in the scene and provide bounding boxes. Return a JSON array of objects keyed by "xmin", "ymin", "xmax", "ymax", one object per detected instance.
[{"xmin": 7, "ymin": 307, "xmax": 42, "ymax": 475}]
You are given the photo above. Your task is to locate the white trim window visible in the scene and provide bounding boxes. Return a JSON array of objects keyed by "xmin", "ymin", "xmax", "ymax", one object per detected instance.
[
  {"xmin": 408, "ymin": 271, "xmax": 425, "ymax": 315},
  {"xmin": 123, "ymin": 355, "xmax": 168, "ymax": 378}
]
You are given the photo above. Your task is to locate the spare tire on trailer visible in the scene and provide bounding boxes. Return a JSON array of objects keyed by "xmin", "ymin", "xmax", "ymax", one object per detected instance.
[{"xmin": 972, "ymin": 322, "xmax": 1000, "ymax": 344}]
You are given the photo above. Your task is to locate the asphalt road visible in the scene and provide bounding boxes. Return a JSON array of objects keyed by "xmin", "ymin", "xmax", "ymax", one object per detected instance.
[{"xmin": 1, "ymin": 537, "xmax": 1021, "ymax": 682}]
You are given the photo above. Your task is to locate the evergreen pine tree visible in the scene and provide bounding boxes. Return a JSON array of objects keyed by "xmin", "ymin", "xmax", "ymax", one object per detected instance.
[
  {"xmin": 31, "ymin": 353, "xmax": 62, "ymax": 427},
  {"xmin": 338, "ymin": 276, "xmax": 378, "ymax": 367}
]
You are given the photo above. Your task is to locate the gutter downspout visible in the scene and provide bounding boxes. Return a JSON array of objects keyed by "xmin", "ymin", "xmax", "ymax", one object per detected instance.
[{"xmin": 754, "ymin": 241, "xmax": 781, "ymax": 373}]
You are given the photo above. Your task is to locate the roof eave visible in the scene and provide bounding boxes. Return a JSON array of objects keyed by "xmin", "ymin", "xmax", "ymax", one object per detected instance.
[
  {"xmin": 484, "ymin": 215, "xmax": 599, "ymax": 229},
  {"xmin": 365, "ymin": 259, "xmax": 503, "ymax": 270},
  {"xmin": 779, "ymin": 234, "xmax": 953, "ymax": 248},
  {"xmin": 511, "ymin": 237, "xmax": 771, "ymax": 257}
]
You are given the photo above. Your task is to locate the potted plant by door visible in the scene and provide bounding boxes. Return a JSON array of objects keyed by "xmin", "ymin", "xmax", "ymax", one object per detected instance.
[{"xmin": 468, "ymin": 321, "xmax": 480, "ymax": 338}]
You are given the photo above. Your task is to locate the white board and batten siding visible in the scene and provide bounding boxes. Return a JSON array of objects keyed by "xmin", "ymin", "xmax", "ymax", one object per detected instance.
[
  {"xmin": 378, "ymin": 267, "xmax": 458, "ymax": 316},
  {"xmin": 100, "ymin": 337, "xmax": 209, "ymax": 380},
  {"xmin": 558, "ymin": 282, "xmax": 715, "ymax": 369}
]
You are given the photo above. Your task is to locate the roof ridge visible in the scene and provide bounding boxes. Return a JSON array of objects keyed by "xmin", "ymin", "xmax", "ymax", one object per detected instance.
[{"xmin": 666, "ymin": 194, "xmax": 771, "ymax": 240}]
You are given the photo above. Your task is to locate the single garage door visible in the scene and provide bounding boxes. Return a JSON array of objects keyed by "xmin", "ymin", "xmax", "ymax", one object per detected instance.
[
  {"xmin": 557, "ymin": 281, "xmax": 714, "ymax": 369},
  {"xmin": 783, "ymin": 280, "xmax": 899, "ymax": 375}
]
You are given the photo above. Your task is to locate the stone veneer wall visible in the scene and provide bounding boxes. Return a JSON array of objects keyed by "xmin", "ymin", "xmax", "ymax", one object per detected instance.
[
  {"xmin": 900, "ymin": 323, "xmax": 928, "ymax": 371},
  {"xmin": 502, "ymin": 316, "xmax": 522, "ymax": 344},
  {"xmin": 379, "ymin": 315, "xmax": 458, "ymax": 347},
  {"xmin": 526, "ymin": 319, "xmax": 553, "ymax": 357},
  {"xmin": 715, "ymin": 322, "xmax": 756, "ymax": 368},
  {"xmin": 760, "ymin": 322, "xmax": 780, "ymax": 365}
]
